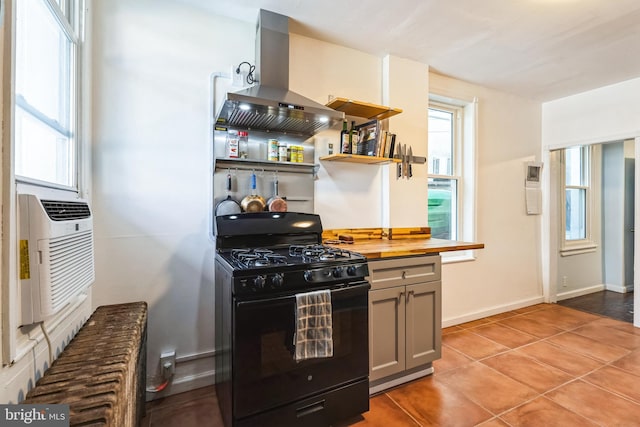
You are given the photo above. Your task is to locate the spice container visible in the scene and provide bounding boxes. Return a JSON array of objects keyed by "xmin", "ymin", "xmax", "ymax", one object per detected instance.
[
  {"xmin": 268, "ymin": 139, "xmax": 279, "ymax": 161},
  {"xmin": 238, "ymin": 131, "xmax": 249, "ymax": 159},
  {"xmin": 278, "ymin": 144, "xmax": 288, "ymax": 162},
  {"xmin": 226, "ymin": 130, "xmax": 239, "ymax": 158}
]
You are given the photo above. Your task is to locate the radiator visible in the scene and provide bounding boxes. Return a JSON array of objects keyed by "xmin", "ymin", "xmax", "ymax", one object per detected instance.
[{"xmin": 22, "ymin": 302, "xmax": 148, "ymax": 427}]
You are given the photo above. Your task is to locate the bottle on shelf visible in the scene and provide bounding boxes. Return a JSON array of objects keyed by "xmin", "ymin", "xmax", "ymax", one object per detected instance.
[
  {"xmin": 226, "ymin": 130, "xmax": 239, "ymax": 158},
  {"xmin": 238, "ymin": 131, "xmax": 249, "ymax": 159},
  {"xmin": 349, "ymin": 121, "xmax": 359, "ymax": 155},
  {"xmin": 340, "ymin": 120, "xmax": 350, "ymax": 154}
]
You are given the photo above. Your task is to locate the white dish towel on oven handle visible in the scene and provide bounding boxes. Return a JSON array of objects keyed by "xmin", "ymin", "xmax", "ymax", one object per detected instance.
[{"xmin": 294, "ymin": 289, "xmax": 333, "ymax": 361}]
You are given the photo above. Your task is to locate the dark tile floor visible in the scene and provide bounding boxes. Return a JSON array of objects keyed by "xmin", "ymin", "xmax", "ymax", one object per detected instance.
[
  {"xmin": 141, "ymin": 303, "xmax": 640, "ymax": 426},
  {"xmin": 558, "ymin": 290, "xmax": 634, "ymax": 323}
]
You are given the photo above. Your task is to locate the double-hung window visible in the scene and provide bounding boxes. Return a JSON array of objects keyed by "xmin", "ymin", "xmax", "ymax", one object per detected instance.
[
  {"xmin": 428, "ymin": 103, "xmax": 461, "ymax": 240},
  {"xmin": 561, "ymin": 145, "xmax": 595, "ymax": 254},
  {"xmin": 14, "ymin": 0, "xmax": 84, "ymax": 189},
  {"xmin": 427, "ymin": 94, "xmax": 477, "ymax": 261}
]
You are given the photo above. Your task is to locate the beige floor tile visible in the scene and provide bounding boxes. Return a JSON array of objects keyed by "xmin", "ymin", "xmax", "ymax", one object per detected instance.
[
  {"xmin": 584, "ymin": 365, "xmax": 640, "ymax": 404},
  {"xmin": 437, "ymin": 362, "xmax": 538, "ymax": 415},
  {"xmin": 338, "ymin": 393, "xmax": 420, "ymax": 426},
  {"xmin": 496, "ymin": 316, "xmax": 564, "ymax": 339},
  {"xmin": 612, "ymin": 348, "xmax": 640, "ymax": 376},
  {"xmin": 546, "ymin": 380, "xmax": 640, "ymax": 426},
  {"xmin": 387, "ymin": 375, "xmax": 493, "ymax": 427},
  {"xmin": 471, "ymin": 322, "xmax": 538, "ymax": 349},
  {"xmin": 433, "ymin": 345, "xmax": 474, "ymax": 374},
  {"xmin": 571, "ymin": 322, "xmax": 640, "ymax": 350},
  {"xmin": 500, "ymin": 396, "xmax": 597, "ymax": 427},
  {"xmin": 546, "ymin": 331, "xmax": 630, "ymax": 363},
  {"xmin": 515, "ymin": 341, "xmax": 603, "ymax": 376},
  {"xmin": 442, "ymin": 330, "xmax": 510, "ymax": 360},
  {"xmin": 518, "ymin": 307, "xmax": 601, "ymax": 331},
  {"xmin": 481, "ymin": 351, "xmax": 573, "ymax": 393}
]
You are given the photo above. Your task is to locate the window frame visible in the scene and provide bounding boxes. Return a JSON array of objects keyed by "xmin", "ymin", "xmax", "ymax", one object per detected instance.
[
  {"xmin": 2, "ymin": 0, "xmax": 87, "ymax": 365},
  {"xmin": 13, "ymin": 0, "xmax": 83, "ymax": 191},
  {"xmin": 428, "ymin": 102, "xmax": 463, "ymax": 241},
  {"xmin": 560, "ymin": 145, "xmax": 597, "ymax": 256},
  {"xmin": 427, "ymin": 94, "xmax": 478, "ymax": 263}
]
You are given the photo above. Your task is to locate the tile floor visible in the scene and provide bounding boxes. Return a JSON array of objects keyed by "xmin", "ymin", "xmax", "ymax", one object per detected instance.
[
  {"xmin": 558, "ymin": 290, "xmax": 634, "ymax": 323},
  {"xmin": 141, "ymin": 303, "xmax": 640, "ymax": 426}
]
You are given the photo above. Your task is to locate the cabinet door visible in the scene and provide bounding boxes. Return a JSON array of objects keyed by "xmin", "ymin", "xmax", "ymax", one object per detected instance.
[
  {"xmin": 369, "ymin": 287, "xmax": 405, "ymax": 381},
  {"xmin": 405, "ymin": 281, "xmax": 441, "ymax": 370}
]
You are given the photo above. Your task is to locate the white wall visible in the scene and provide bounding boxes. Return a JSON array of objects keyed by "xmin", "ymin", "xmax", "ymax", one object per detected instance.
[
  {"xmin": 290, "ymin": 34, "xmax": 386, "ymax": 228},
  {"xmin": 542, "ymin": 77, "xmax": 640, "ymax": 326},
  {"xmin": 90, "ymin": 0, "xmax": 253, "ymax": 396},
  {"xmin": 429, "ymin": 73, "xmax": 545, "ymax": 325},
  {"xmin": 542, "ymin": 77, "xmax": 640, "ymax": 148}
]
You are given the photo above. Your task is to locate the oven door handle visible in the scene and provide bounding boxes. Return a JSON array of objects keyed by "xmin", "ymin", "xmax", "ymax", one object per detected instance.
[{"xmin": 236, "ymin": 281, "xmax": 371, "ymax": 306}]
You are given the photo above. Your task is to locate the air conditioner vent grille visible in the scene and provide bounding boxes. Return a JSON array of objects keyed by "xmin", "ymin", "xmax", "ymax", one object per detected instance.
[
  {"xmin": 42, "ymin": 200, "xmax": 91, "ymax": 221},
  {"xmin": 45, "ymin": 230, "xmax": 95, "ymax": 313}
]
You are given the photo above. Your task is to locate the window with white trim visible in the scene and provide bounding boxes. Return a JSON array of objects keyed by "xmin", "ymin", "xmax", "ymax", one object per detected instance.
[
  {"xmin": 427, "ymin": 95, "xmax": 477, "ymax": 261},
  {"xmin": 14, "ymin": 0, "xmax": 84, "ymax": 190},
  {"xmin": 428, "ymin": 103, "xmax": 461, "ymax": 240},
  {"xmin": 561, "ymin": 145, "xmax": 595, "ymax": 255}
]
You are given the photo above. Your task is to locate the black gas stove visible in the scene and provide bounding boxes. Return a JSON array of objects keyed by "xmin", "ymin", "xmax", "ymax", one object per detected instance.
[
  {"xmin": 214, "ymin": 212, "xmax": 370, "ymax": 427},
  {"xmin": 215, "ymin": 212, "xmax": 369, "ymax": 297}
]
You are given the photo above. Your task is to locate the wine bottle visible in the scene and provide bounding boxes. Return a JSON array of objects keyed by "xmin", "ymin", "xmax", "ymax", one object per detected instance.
[
  {"xmin": 349, "ymin": 121, "xmax": 359, "ymax": 154},
  {"xmin": 340, "ymin": 120, "xmax": 350, "ymax": 153}
]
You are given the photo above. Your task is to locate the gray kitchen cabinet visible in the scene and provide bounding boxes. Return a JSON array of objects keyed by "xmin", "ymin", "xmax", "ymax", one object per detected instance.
[{"xmin": 368, "ymin": 255, "xmax": 441, "ymax": 392}]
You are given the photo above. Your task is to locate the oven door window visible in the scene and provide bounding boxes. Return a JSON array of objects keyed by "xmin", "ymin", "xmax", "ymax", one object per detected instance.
[{"xmin": 233, "ymin": 283, "xmax": 369, "ymax": 419}]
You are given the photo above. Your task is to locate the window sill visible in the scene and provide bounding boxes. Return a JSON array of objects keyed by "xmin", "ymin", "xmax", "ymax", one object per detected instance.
[
  {"xmin": 560, "ymin": 242, "xmax": 598, "ymax": 257},
  {"xmin": 442, "ymin": 250, "xmax": 476, "ymax": 264}
]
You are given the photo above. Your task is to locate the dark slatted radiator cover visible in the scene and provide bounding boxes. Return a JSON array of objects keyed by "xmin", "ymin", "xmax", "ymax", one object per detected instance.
[{"xmin": 22, "ymin": 302, "xmax": 148, "ymax": 427}]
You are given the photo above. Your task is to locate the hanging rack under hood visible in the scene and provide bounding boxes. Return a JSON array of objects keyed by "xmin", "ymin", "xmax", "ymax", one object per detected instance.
[{"xmin": 215, "ymin": 9, "xmax": 344, "ymax": 136}]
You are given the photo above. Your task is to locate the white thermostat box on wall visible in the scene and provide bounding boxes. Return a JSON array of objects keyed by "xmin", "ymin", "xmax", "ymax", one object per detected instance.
[{"xmin": 525, "ymin": 162, "xmax": 543, "ymax": 215}]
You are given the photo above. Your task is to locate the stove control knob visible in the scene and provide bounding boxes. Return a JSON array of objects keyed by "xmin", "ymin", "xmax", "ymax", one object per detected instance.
[
  {"xmin": 332, "ymin": 267, "xmax": 344, "ymax": 278},
  {"xmin": 253, "ymin": 275, "xmax": 266, "ymax": 289},
  {"xmin": 346, "ymin": 265, "xmax": 357, "ymax": 276},
  {"xmin": 271, "ymin": 273, "xmax": 284, "ymax": 288},
  {"xmin": 304, "ymin": 270, "xmax": 313, "ymax": 282}
]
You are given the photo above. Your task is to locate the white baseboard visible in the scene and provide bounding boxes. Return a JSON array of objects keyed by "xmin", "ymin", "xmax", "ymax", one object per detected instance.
[
  {"xmin": 442, "ymin": 296, "xmax": 545, "ymax": 328},
  {"xmin": 557, "ymin": 284, "xmax": 605, "ymax": 301},
  {"xmin": 146, "ymin": 352, "xmax": 216, "ymax": 401},
  {"xmin": 605, "ymin": 283, "xmax": 634, "ymax": 293}
]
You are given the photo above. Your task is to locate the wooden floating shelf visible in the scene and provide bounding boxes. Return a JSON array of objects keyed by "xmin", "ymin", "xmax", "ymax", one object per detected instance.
[
  {"xmin": 326, "ymin": 97, "xmax": 402, "ymax": 120},
  {"xmin": 319, "ymin": 153, "xmax": 401, "ymax": 164}
]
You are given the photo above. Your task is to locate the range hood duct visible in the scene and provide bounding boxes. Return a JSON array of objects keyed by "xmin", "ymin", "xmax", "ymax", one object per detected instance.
[{"xmin": 215, "ymin": 9, "xmax": 344, "ymax": 136}]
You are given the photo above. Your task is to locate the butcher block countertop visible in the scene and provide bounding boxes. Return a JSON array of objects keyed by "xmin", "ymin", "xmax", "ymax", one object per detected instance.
[{"xmin": 323, "ymin": 227, "xmax": 484, "ymax": 260}]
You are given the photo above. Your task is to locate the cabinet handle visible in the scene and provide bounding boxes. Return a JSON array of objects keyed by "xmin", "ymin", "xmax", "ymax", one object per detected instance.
[
  {"xmin": 401, "ymin": 271, "xmax": 407, "ymax": 280},
  {"xmin": 408, "ymin": 290, "xmax": 414, "ymax": 298},
  {"xmin": 397, "ymin": 291, "xmax": 404, "ymax": 302}
]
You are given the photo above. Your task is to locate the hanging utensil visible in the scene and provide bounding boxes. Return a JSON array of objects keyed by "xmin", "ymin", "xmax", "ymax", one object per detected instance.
[
  {"xmin": 241, "ymin": 171, "xmax": 266, "ymax": 212},
  {"xmin": 267, "ymin": 173, "xmax": 287, "ymax": 212},
  {"xmin": 408, "ymin": 146, "xmax": 413, "ymax": 178},
  {"xmin": 215, "ymin": 173, "xmax": 241, "ymax": 216},
  {"xmin": 396, "ymin": 144, "xmax": 403, "ymax": 179}
]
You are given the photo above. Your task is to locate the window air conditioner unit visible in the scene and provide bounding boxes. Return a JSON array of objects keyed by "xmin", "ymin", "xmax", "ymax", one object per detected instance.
[{"xmin": 18, "ymin": 194, "xmax": 95, "ymax": 326}]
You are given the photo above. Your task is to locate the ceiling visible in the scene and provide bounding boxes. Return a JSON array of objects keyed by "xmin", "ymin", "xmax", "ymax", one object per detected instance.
[{"xmin": 187, "ymin": 0, "xmax": 640, "ymax": 101}]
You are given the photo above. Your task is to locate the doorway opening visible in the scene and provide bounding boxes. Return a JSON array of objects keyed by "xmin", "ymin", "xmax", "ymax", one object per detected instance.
[{"xmin": 549, "ymin": 140, "xmax": 634, "ymax": 323}]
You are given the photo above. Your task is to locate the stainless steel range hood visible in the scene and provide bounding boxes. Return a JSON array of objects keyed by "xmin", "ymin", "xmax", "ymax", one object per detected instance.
[{"xmin": 215, "ymin": 10, "xmax": 344, "ymax": 136}]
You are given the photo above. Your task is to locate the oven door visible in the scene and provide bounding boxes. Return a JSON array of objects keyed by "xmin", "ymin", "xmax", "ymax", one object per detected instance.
[{"xmin": 233, "ymin": 281, "xmax": 369, "ymax": 419}]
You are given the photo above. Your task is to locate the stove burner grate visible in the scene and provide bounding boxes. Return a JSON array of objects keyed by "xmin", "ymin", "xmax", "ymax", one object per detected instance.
[
  {"xmin": 231, "ymin": 248, "xmax": 288, "ymax": 268},
  {"xmin": 289, "ymin": 244, "xmax": 354, "ymax": 263}
]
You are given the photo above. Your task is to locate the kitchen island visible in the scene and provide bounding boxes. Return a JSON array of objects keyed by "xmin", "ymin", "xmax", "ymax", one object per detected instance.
[{"xmin": 324, "ymin": 228, "xmax": 484, "ymax": 394}]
